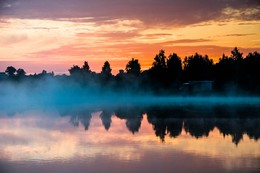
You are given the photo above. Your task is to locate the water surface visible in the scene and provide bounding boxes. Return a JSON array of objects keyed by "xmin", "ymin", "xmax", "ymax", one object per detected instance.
[{"xmin": 0, "ymin": 105, "xmax": 259, "ymax": 173}]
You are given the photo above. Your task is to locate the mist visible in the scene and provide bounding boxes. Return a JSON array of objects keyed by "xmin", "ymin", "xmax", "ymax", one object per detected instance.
[
  {"xmin": 1, "ymin": 48, "xmax": 260, "ymax": 113},
  {"xmin": 1, "ymin": 75, "xmax": 260, "ymax": 114}
]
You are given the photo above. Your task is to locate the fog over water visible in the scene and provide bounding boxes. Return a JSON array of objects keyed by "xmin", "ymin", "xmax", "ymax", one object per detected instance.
[{"xmin": 1, "ymin": 78, "xmax": 260, "ymax": 113}]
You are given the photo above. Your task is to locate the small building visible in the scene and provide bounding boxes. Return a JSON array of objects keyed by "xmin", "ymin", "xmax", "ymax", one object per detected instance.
[{"xmin": 181, "ymin": 81, "xmax": 214, "ymax": 93}]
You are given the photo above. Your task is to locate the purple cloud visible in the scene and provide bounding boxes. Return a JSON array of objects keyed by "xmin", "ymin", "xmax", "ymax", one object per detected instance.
[{"xmin": 0, "ymin": 0, "xmax": 259, "ymax": 25}]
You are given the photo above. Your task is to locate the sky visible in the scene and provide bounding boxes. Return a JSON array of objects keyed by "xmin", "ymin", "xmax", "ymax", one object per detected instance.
[{"xmin": 0, "ymin": 0, "xmax": 260, "ymax": 74}]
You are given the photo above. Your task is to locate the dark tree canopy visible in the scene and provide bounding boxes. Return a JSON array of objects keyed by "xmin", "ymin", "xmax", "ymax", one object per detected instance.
[
  {"xmin": 184, "ymin": 53, "xmax": 213, "ymax": 81},
  {"xmin": 82, "ymin": 61, "xmax": 91, "ymax": 74},
  {"xmin": 231, "ymin": 47, "xmax": 243, "ymax": 61},
  {"xmin": 5, "ymin": 66, "xmax": 16, "ymax": 76},
  {"xmin": 101, "ymin": 61, "xmax": 112, "ymax": 76},
  {"xmin": 125, "ymin": 58, "xmax": 141, "ymax": 76},
  {"xmin": 215, "ymin": 54, "xmax": 236, "ymax": 83},
  {"xmin": 16, "ymin": 68, "xmax": 26, "ymax": 77},
  {"xmin": 41, "ymin": 70, "xmax": 47, "ymax": 75},
  {"xmin": 152, "ymin": 50, "xmax": 167, "ymax": 70},
  {"xmin": 68, "ymin": 61, "xmax": 91, "ymax": 79},
  {"xmin": 68, "ymin": 65, "xmax": 81, "ymax": 76},
  {"xmin": 167, "ymin": 53, "xmax": 182, "ymax": 81},
  {"xmin": 215, "ymin": 48, "xmax": 245, "ymax": 89}
]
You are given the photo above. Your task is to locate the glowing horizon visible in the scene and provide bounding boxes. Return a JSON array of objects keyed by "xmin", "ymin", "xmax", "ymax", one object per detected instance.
[{"xmin": 0, "ymin": 0, "xmax": 259, "ymax": 74}]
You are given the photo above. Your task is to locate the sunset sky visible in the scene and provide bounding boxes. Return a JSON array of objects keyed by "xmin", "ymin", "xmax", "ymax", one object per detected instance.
[{"xmin": 0, "ymin": 0, "xmax": 259, "ymax": 74}]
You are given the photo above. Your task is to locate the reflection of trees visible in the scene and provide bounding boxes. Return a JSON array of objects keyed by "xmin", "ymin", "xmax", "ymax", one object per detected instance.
[
  {"xmin": 148, "ymin": 116, "xmax": 167, "ymax": 142},
  {"xmin": 100, "ymin": 109, "xmax": 113, "ymax": 131},
  {"xmin": 167, "ymin": 119, "xmax": 183, "ymax": 138},
  {"xmin": 69, "ymin": 110, "xmax": 92, "ymax": 130},
  {"xmin": 147, "ymin": 107, "xmax": 183, "ymax": 142},
  {"xmin": 70, "ymin": 116, "xmax": 80, "ymax": 127},
  {"xmin": 114, "ymin": 107, "xmax": 143, "ymax": 134},
  {"xmin": 63, "ymin": 106, "xmax": 260, "ymax": 145},
  {"xmin": 184, "ymin": 119, "xmax": 215, "ymax": 138},
  {"xmin": 146, "ymin": 106, "xmax": 260, "ymax": 144},
  {"xmin": 80, "ymin": 113, "xmax": 92, "ymax": 131},
  {"xmin": 126, "ymin": 118, "xmax": 142, "ymax": 134},
  {"xmin": 244, "ymin": 119, "xmax": 260, "ymax": 141},
  {"xmin": 216, "ymin": 118, "xmax": 260, "ymax": 145},
  {"xmin": 147, "ymin": 108, "xmax": 169, "ymax": 142}
]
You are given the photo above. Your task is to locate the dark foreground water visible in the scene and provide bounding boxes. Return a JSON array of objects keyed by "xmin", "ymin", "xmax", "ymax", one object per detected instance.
[{"xmin": 0, "ymin": 104, "xmax": 259, "ymax": 173}]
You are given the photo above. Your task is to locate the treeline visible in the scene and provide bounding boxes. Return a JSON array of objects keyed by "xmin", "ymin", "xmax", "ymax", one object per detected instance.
[{"xmin": 1, "ymin": 47, "xmax": 259, "ymax": 95}]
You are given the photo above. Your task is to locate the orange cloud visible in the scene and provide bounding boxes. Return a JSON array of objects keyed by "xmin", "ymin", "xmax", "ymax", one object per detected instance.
[{"xmin": 0, "ymin": 18, "xmax": 259, "ymax": 74}]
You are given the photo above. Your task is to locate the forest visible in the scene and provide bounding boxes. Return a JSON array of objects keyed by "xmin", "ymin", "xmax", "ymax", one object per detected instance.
[{"xmin": 1, "ymin": 47, "xmax": 260, "ymax": 95}]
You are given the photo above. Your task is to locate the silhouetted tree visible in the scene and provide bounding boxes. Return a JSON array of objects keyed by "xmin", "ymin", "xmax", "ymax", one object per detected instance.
[
  {"xmin": 5, "ymin": 66, "xmax": 16, "ymax": 77},
  {"xmin": 101, "ymin": 61, "xmax": 112, "ymax": 76},
  {"xmin": 148, "ymin": 50, "xmax": 169, "ymax": 92},
  {"xmin": 240, "ymin": 51, "xmax": 260, "ymax": 92},
  {"xmin": 125, "ymin": 58, "xmax": 141, "ymax": 76},
  {"xmin": 1, "ymin": 47, "xmax": 260, "ymax": 95},
  {"xmin": 231, "ymin": 47, "xmax": 243, "ymax": 83},
  {"xmin": 82, "ymin": 61, "xmax": 91, "ymax": 74},
  {"xmin": 41, "ymin": 70, "xmax": 47, "ymax": 75},
  {"xmin": 69, "ymin": 65, "xmax": 82, "ymax": 76},
  {"xmin": 167, "ymin": 53, "xmax": 182, "ymax": 86},
  {"xmin": 214, "ymin": 54, "xmax": 234, "ymax": 90},
  {"xmin": 16, "ymin": 68, "xmax": 26, "ymax": 76},
  {"xmin": 231, "ymin": 47, "xmax": 243, "ymax": 61},
  {"xmin": 152, "ymin": 49, "xmax": 167, "ymax": 70},
  {"xmin": 167, "ymin": 53, "xmax": 182, "ymax": 74},
  {"xmin": 16, "ymin": 68, "xmax": 26, "ymax": 78},
  {"xmin": 184, "ymin": 53, "xmax": 213, "ymax": 81},
  {"xmin": 214, "ymin": 48, "xmax": 245, "ymax": 92},
  {"xmin": 37, "ymin": 70, "xmax": 54, "ymax": 78}
]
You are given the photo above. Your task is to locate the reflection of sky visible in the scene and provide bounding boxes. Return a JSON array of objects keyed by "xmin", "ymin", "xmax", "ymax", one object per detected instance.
[{"xmin": 0, "ymin": 111, "xmax": 259, "ymax": 173}]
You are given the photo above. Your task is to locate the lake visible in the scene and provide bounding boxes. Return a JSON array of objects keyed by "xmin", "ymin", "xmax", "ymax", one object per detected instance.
[{"xmin": 0, "ymin": 104, "xmax": 259, "ymax": 173}]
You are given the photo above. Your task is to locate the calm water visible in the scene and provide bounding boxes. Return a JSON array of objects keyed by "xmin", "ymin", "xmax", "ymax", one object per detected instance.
[{"xmin": 0, "ymin": 105, "xmax": 259, "ymax": 173}]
